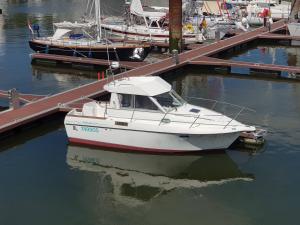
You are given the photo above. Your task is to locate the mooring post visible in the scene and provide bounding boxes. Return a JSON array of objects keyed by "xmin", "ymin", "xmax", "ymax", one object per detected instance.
[
  {"xmin": 172, "ymin": 49, "xmax": 179, "ymax": 64},
  {"xmin": 8, "ymin": 88, "xmax": 20, "ymax": 110},
  {"xmin": 169, "ymin": 0, "xmax": 183, "ymax": 53}
]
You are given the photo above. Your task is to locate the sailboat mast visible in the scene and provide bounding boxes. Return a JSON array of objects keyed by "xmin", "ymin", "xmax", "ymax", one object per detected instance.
[{"xmin": 95, "ymin": 0, "xmax": 102, "ymax": 42}]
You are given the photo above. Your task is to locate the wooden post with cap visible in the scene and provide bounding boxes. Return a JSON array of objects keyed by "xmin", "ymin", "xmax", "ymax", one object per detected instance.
[{"xmin": 169, "ymin": 0, "xmax": 183, "ymax": 53}]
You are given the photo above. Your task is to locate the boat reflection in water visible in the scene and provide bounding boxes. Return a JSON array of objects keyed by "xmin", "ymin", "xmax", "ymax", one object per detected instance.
[{"xmin": 66, "ymin": 145, "xmax": 254, "ymax": 206}]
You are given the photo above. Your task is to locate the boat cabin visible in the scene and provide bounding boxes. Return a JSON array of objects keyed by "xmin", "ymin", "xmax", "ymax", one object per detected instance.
[{"xmin": 104, "ymin": 77, "xmax": 185, "ymax": 113}]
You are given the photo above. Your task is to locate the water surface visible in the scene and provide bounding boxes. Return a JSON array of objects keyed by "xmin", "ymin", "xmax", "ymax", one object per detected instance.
[{"xmin": 0, "ymin": 1, "xmax": 300, "ymax": 225}]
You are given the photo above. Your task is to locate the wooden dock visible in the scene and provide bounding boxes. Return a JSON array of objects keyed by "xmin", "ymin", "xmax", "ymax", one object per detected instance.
[
  {"xmin": 258, "ymin": 33, "xmax": 300, "ymax": 41},
  {"xmin": 0, "ymin": 20, "xmax": 296, "ymax": 136},
  {"xmin": 189, "ymin": 56, "xmax": 300, "ymax": 74},
  {"xmin": 31, "ymin": 53, "xmax": 148, "ymax": 70}
]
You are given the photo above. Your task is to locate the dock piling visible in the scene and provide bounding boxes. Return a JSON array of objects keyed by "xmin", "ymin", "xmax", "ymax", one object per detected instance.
[
  {"xmin": 172, "ymin": 49, "xmax": 179, "ymax": 64},
  {"xmin": 8, "ymin": 89, "xmax": 20, "ymax": 110},
  {"xmin": 169, "ymin": 0, "xmax": 183, "ymax": 52}
]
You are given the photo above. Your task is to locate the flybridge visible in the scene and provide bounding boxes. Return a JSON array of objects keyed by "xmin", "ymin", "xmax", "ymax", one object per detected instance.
[{"xmin": 104, "ymin": 77, "xmax": 172, "ymax": 96}]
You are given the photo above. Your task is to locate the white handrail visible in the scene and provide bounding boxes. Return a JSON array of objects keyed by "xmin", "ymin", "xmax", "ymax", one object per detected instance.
[
  {"xmin": 72, "ymin": 97, "xmax": 253, "ymax": 129},
  {"xmin": 185, "ymin": 96, "xmax": 256, "ymax": 112}
]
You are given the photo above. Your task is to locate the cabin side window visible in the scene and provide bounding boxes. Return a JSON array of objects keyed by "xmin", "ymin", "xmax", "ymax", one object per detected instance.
[
  {"xmin": 135, "ymin": 95, "xmax": 159, "ymax": 111},
  {"xmin": 119, "ymin": 94, "xmax": 134, "ymax": 108}
]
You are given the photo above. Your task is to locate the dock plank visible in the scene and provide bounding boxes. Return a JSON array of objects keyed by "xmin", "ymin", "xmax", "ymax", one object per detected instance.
[
  {"xmin": 190, "ymin": 56, "xmax": 300, "ymax": 74},
  {"xmin": 31, "ymin": 53, "xmax": 148, "ymax": 70}
]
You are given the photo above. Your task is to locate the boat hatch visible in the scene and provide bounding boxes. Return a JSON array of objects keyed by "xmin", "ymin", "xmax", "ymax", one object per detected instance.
[{"xmin": 190, "ymin": 108, "xmax": 200, "ymax": 113}]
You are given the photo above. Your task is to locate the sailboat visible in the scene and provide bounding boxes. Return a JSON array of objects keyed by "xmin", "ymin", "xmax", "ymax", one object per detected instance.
[
  {"xmin": 100, "ymin": 0, "xmax": 205, "ymax": 43},
  {"xmin": 29, "ymin": 0, "xmax": 151, "ymax": 62}
]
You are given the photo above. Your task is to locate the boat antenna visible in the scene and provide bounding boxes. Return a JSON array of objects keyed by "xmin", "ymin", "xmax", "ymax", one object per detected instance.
[{"xmin": 104, "ymin": 28, "xmax": 115, "ymax": 83}]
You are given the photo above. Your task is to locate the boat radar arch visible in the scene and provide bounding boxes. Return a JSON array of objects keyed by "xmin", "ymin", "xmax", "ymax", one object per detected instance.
[{"xmin": 104, "ymin": 76, "xmax": 171, "ymax": 97}]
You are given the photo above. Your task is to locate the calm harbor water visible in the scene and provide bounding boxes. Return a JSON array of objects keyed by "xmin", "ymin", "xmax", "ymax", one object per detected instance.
[{"xmin": 1, "ymin": 1, "xmax": 300, "ymax": 225}]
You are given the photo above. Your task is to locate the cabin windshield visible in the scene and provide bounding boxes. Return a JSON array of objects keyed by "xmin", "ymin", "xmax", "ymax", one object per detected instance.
[{"xmin": 153, "ymin": 90, "xmax": 186, "ymax": 109}]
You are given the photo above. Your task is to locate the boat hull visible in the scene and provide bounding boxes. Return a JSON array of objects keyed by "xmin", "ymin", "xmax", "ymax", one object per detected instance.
[
  {"xmin": 101, "ymin": 24, "xmax": 204, "ymax": 43},
  {"xmin": 29, "ymin": 40, "xmax": 151, "ymax": 62},
  {"xmin": 65, "ymin": 123, "xmax": 240, "ymax": 153}
]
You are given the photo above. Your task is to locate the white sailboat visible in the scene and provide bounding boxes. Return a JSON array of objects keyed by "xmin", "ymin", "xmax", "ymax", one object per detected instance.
[
  {"xmin": 29, "ymin": 0, "xmax": 151, "ymax": 61},
  {"xmin": 101, "ymin": 0, "xmax": 205, "ymax": 43}
]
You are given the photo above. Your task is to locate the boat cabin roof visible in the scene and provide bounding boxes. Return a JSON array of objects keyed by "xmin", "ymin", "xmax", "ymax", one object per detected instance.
[{"xmin": 104, "ymin": 76, "xmax": 171, "ymax": 96}]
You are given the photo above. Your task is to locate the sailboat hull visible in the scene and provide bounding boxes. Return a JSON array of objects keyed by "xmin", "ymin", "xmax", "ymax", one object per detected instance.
[{"xmin": 29, "ymin": 40, "xmax": 151, "ymax": 62}]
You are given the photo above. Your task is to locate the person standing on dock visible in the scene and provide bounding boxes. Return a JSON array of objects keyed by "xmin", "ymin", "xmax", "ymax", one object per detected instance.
[{"xmin": 199, "ymin": 17, "xmax": 207, "ymax": 35}]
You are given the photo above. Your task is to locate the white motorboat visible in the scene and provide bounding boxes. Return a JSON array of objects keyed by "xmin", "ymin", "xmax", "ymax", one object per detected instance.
[{"xmin": 64, "ymin": 76, "xmax": 255, "ymax": 153}]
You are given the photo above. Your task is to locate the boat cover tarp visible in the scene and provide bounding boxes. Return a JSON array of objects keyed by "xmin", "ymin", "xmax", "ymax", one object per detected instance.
[
  {"xmin": 130, "ymin": 0, "xmax": 166, "ymax": 19},
  {"xmin": 52, "ymin": 28, "xmax": 72, "ymax": 40},
  {"xmin": 54, "ymin": 21, "xmax": 95, "ymax": 29}
]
